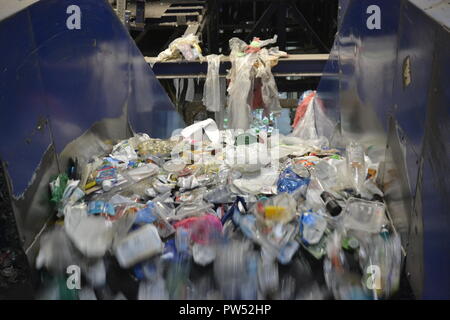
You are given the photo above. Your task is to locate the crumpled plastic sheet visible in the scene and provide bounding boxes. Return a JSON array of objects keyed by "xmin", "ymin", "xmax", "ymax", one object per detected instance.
[{"xmin": 156, "ymin": 34, "xmax": 203, "ymax": 62}]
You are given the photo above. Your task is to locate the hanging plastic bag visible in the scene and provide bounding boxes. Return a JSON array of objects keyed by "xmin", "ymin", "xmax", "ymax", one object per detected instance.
[
  {"xmin": 255, "ymin": 49, "xmax": 283, "ymax": 116},
  {"xmin": 227, "ymin": 37, "xmax": 256, "ymax": 130},
  {"xmin": 227, "ymin": 36, "xmax": 285, "ymax": 129},
  {"xmin": 203, "ymin": 54, "xmax": 223, "ymax": 112},
  {"xmin": 227, "ymin": 52, "xmax": 257, "ymax": 130}
]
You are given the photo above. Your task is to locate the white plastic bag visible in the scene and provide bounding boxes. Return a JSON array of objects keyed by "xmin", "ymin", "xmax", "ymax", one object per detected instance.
[
  {"xmin": 256, "ymin": 49, "xmax": 283, "ymax": 115},
  {"xmin": 227, "ymin": 53, "xmax": 257, "ymax": 130},
  {"xmin": 226, "ymin": 36, "xmax": 285, "ymax": 129},
  {"xmin": 203, "ymin": 54, "xmax": 223, "ymax": 112},
  {"xmin": 227, "ymin": 37, "xmax": 258, "ymax": 130}
]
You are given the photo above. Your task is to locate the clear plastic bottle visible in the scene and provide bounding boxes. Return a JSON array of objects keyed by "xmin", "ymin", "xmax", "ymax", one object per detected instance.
[
  {"xmin": 358, "ymin": 231, "xmax": 402, "ymax": 299},
  {"xmin": 346, "ymin": 142, "xmax": 366, "ymax": 193}
]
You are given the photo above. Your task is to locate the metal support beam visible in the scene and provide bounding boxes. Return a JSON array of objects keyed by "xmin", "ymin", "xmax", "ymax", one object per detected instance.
[
  {"xmin": 146, "ymin": 54, "xmax": 330, "ymax": 79},
  {"xmin": 277, "ymin": 2, "xmax": 287, "ymax": 51},
  {"xmin": 135, "ymin": 0, "xmax": 145, "ymax": 25},
  {"xmin": 166, "ymin": 6, "xmax": 204, "ymax": 13},
  {"xmin": 207, "ymin": 0, "xmax": 219, "ymax": 54},
  {"xmin": 289, "ymin": 1, "xmax": 329, "ymax": 52},
  {"xmin": 244, "ymin": 2, "xmax": 278, "ymax": 43}
]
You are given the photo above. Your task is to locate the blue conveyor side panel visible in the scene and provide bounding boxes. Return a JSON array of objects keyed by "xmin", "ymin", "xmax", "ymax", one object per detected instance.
[
  {"xmin": 420, "ymin": 24, "xmax": 450, "ymax": 299},
  {"xmin": 0, "ymin": 0, "xmax": 184, "ymax": 196},
  {"xmin": 391, "ymin": 2, "xmax": 436, "ymax": 196},
  {"xmin": 0, "ymin": 9, "xmax": 54, "ymax": 196},
  {"xmin": 318, "ymin": 0, "xmax": 450, "ymax": 298},
  {"xmin": 337, "ymin": 0, "xmax": 401, "ymax": 137}
]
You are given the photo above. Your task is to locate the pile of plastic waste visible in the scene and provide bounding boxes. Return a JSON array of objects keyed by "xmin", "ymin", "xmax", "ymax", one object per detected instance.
[{"xmin": 36, "ymin": 93, "xmax": 403, "ymax": 300}]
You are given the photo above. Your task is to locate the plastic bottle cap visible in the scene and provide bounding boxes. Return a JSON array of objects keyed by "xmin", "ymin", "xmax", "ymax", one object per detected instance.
[
  {"xmin": 102, "ymin": 180, "xmax": 113, "ymax": 192},
  {"xmin": 348, "ymin": 238, "xmax": 359, "ymax": 250}
]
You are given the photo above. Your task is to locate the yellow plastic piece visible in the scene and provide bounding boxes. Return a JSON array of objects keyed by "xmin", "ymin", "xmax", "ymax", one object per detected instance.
[
  {"xmin": 264, "ymin": 206, "xmax": 287, "ymax": 220},
  {"xmin": 84, "ymin": 181, "xmax": 96, "ymax": 190}
]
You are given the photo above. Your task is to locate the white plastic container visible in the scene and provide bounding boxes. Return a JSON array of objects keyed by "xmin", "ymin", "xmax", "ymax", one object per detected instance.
[
  {"xmin": 115, "ymin": 224, "xmax": 164, "ymax": 268},
  {"xmin": 343, "ymin": 198, "xmax": 389, "ymax": 233}
]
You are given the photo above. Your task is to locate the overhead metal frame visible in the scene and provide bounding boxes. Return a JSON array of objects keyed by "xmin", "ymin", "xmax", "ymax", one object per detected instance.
[
  {"xmin": 147, "ymin": 53, "xmax": 329, "ymax": 79},
  {"xmin": 129, "ymin": 0, "xmax": 206, "ymax": 53},
  {"xmin": 205, "ymin": 0, "xmax": 337, "ymax": 55}
]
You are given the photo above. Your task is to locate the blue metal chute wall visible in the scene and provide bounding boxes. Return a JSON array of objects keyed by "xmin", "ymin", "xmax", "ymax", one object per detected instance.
[
  {"xmin": 317, "ymin": 0, "xmax": 450, "ymax": 298},
  {"xmin": 0, "ymin": 0, "xmax": 184, "ymax": 197},
  {"xmin": 0, "ymin": 0, "xmax": 184, "ymax": 255}
]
